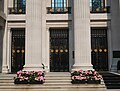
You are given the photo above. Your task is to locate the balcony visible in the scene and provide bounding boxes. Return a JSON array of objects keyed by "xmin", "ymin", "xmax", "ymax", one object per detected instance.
[
  {"xmin": 8, "ymin": 7, "xmax": 26, "ymax": 14},
  {"xmin": 90, "ymin": 6, "xmax": 110, "ymax": 13},
  {"xmin": 47, "ymin": 7, "xmax": 71, "ymax": 14}
]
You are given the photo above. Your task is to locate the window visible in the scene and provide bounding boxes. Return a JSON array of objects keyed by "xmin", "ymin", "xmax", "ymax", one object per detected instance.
[
  {"xmin": 14, "ymin": 0, "xmax": 26, "ymax": 13},
  {"xmin": 90, "ymin": 0, "xmax": 105, "ymax": 12},
  {"xmin": 52, "ymin": 0, "xmax": 67, "ymax": 9},
  {"xmin": 47, "ymin": 0, "xmax": 71, "ymax": 14},
  {"xmin": 51, "ymin": 0, "xmax": 67, "ymax": 13}
]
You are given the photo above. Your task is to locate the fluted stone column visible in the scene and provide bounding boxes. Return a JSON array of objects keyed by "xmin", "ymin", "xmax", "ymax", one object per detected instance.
[
  {"xmin": 2, "ymin": 23, "xmax": 9, "ymax": 73},
  {"xmin": 24, "ymin": 0, "xmax": 46, "ymax": 71},
  {"xmin": 72, "ymin": 0, "xmax": 93, "ymax": 71}
]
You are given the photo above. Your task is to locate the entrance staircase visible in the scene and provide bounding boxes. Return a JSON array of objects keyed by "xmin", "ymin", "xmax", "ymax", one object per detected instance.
[
  {"xmin": 0, "ymin": 72, "xmax": 106, "ymax": 91},
  {"xmin": 100, "ymin": 72, "xmax": 120, "ymax": 89}
]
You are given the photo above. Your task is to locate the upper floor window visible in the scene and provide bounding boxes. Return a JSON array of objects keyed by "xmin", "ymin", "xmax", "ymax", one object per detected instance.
[
  {"xmin": 9, "ymin": 0, "xmax": 26, "ymax": 14},
  {"xmin": 14, "ymin": 0, "xmax": 26, "ymax": 13},
  {"xmin": 90, "ymin": 0, "xmax": 104, "ymax": 12},
  {"xmin": 52, "ymin": 0, "xmax": 67, "ymax": 9},
  {"xmin": 47, "ymin": 0, "xmax": 71, "ymax": 14},
  {"xmin": 90, "ymin": 0, "xmax": 110, "ymax": 13}
]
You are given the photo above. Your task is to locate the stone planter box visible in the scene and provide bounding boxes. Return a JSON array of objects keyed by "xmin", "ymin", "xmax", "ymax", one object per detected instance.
[
  {"xmin": 14, "ymin": 71, "xmax": 45, "ymax": 84},
  {"xmin": 29, "ymin": 81, "xmax": 44, "ymax": 84},
  {"xmin": 14, "ymin": 80, "xmax": 28, "ymax": 84},
  {"xmin": 14, "ymin": 80, "xmax": 44, "ymax": 84},
  {"xmin": 71, "ymin": 80, "xmax": 86, "ymax": 84},
  {"xmin": 87, "ymin": 80, "xmax": 100, "ymax": 84}
]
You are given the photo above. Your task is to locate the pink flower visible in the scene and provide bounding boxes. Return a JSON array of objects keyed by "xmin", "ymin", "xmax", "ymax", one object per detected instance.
[
  {"xmin": 94, "ymin": 71, "xmax": 97, "ymax": 75},
  {"xmin": 17, "ymin": 70, "xmax": 22, "ymax": 75},
  {"xmin": 88, "ymin": 71, "xmax": 92, "ymax": 74},
  {"xmin": 40, "ymin": 76, "xmax": 45, "ymax": 81},
  {"xmin": 94, "ymin": 76, "xmax": 98, "ymax": 80},
  {"xmin": 79, "ymin": 70, "xmax": 83, "ymax": 73},
  {"xmin": 85, "ymin": 71, "xmax": 88, "ymax": 74},
  {"xmin": 80, "ymin": 74, "xmax": 83, "ymax": 76},
  {"xmin": 75, "ymin": 76, "xmax": 80, "ymax": 80},
  {"xmin": 25, "ymin": 77, "xmax": 29, "ymax": 80},
  {"xmin": 72, "ymin": 76, "xmax": 75, "ymax": 80},
  {"xmin": 35, "ymin": 77, "xmax": 39, "ymax": 81},
  {"xmin": 38, "ymin": 71, "xmax": 43, "ymax": 75}
]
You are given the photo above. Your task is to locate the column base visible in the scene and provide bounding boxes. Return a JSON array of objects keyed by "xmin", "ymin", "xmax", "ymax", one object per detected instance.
[
  {"xmin": 23, "ymin": 64, "xmax": 43, "ymax": 71},
  {"xmin": 43, "ymin": 66, "xmax": 49, "ymax": 73},
  {"xmin": 72, "ymin": 64, "xmax": 93, "ymax": 71},
  {"xmin": 2, "ymin": 65, "xmax": 9, "ymax": 73}
]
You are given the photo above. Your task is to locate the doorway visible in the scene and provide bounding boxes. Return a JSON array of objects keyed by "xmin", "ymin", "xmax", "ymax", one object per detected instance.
[
  {"xmin": 50, "ymin": 28, "xmax": 69, "ymax": 72},
  {"xmin": 11, "ymin": 29, "xmax": 25, "ymax": 73},
  {"xmin": 91, "ymin": 28, "xmax": 108, "ymax": 71}
]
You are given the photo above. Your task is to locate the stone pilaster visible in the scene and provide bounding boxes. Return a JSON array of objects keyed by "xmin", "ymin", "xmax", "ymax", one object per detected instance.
[
  {"xmin": 7, "ymin": 27, "xmax": 11, "ymax": 72},
  {"xmin": 72, "ymin": 0, "xmax": 93, "ymax": 71},
  {"xmin": 41, "ymin": 0, "xmax": 47, "ymax": 72},
  {"xmin": 23, "ymin": 0, "xmax": 46, "ymax": 71},
  {"xmin": 2, "ymin": 22, "xmax": 8, "ymax": 73}
]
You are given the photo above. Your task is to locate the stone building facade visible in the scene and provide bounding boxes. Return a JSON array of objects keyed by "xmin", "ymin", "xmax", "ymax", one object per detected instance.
[
  {"xmin": 0, "ymin": 0, "xmax": 5, "ymax": 73},
  {"xmin": 1, "ymin": 0, "xmax": 120, "ymax": 73}
]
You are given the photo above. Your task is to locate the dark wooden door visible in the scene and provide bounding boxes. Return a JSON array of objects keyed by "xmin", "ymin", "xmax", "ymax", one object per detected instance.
[
  {"xmin": 50, "ymin": 28, "xmax": 69, "ymax": 72},
  {"xmin": 91, "ymin": 28, "xmax": 108, "ymax": 71},
  {"xmin": 11, "ymin": 29, "xmax": 25, "ymax": 73}
]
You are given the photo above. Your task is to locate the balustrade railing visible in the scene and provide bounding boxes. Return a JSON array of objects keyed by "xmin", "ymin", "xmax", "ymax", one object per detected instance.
[
  {"xmin": 47, "ymin": 7, "xmax": 71, "ymax": 14},
  {"xmin": 9, "ymin": 7, "xmax": 25, "ymax": 14}
]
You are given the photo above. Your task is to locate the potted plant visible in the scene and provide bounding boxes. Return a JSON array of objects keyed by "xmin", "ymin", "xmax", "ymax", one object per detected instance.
[
  {"xmin": 71, "ymin": 70, "xmax": 86, "ymax": 84},
  {"xmin": 71, "ymin": 70, "xmax": 102, "ymax": 84},
  {"xmin": 71, "ymin": 75, "xmax": 86, "ymax": 84},
  {"xmin": 86, "ymin": 70, "xmax": 102, "ymax": 84},
  {"xmin": 14, "ymin": 71, "xmax": 45, "ymax": 84}
]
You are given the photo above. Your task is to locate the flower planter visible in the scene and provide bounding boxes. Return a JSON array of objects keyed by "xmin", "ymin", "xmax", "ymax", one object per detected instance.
[
  {"xmin": 14, "ymin": 71, "xmax": 45, "ymax": 84},
  {"xmin": 87, "ymin": 80, "xmax": 100, "ymax": 84},
  {"xmin": 14, "ymin": 80, "xmax": 28, "ymax": 84},
  {"xmin": 71, "ymin": 70, "xmax": 102, "ymax": 84},
  {"xmin": 29, "ymin": 81, "xmax": 44, "ymax": 84}
]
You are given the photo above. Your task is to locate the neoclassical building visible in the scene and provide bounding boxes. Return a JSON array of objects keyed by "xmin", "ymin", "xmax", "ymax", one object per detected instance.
[{"xmin": 0, "ymin": 0, "xmax": 120, "ymax": 73}]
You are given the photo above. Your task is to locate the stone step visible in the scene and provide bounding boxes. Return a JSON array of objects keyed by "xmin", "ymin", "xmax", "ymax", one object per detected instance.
[
  {"xmin": 44, "ymin": 83, "xmax": 72, "ymax": 86},
  {"xmin": 107, "ymin": 86, "xmax": 120, "ymax": 89},
  {"xmin": 45, "ymin": 79, "xmax": 71, "ymax": 83},
  {"xmin": 45, "ymin": 76, "xmax": 71, "ymax": 80},
  {"xmin": 0, "ymin": 77, "xmax": 15, "ymax": 80},
  {"xmin": 104, "ymin": 80, "xmax": 120, "ymax": 83},
  {"xmin": 0, "ymin": 83, "xmax": 71, "ymax": 86},
  {"xmin": 0, "ymin": 72, "xmax": 107, "ymax": 91},
  {"xmin": 0, "ymin": 84, "xmax": 106, "ymax": 89},
  {"xmin": 0, "ymin": 88, "xmax": 106, "ymax": 91},
  {"xmin": 100, "ymin": 72, "xmax": 120, "ymax": 89},
  {"xmin": 0, "ymin": 83, "xmax": 14, "ymax": 86},
  {"xmin": 45, "ymin": 72, "xmax": 70, "ymax": 76},
  {"xmin": 0, "ymin": 83, "xmax": 105, "ymax": 87},
  {"xmin": 0, "ymin": 74, "xmax": 16, "ymax": 77},
  {"xmin": 0, "ymin": 79, "xmax": 14, "ymax": 83}
]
